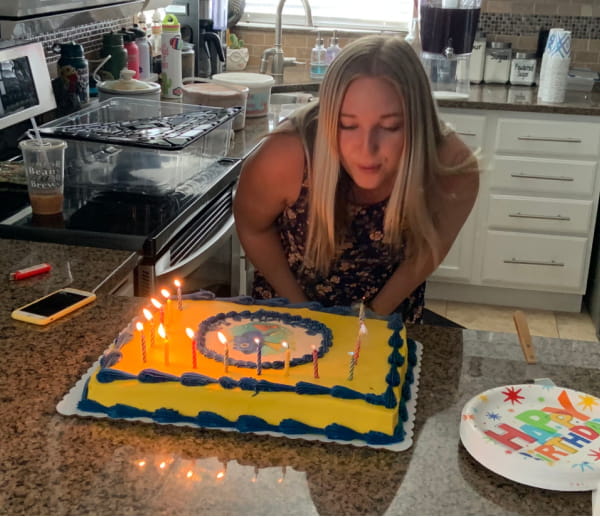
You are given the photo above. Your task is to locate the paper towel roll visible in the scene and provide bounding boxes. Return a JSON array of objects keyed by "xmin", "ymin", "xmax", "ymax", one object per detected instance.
[{"xmin": 537, "ymin": 28, "xmax": 571, "ymax": 104}]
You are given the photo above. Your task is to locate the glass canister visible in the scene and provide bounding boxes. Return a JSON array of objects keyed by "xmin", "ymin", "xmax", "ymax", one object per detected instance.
[
  {"xmin": 510, "ymin": 51, "xmax": 537, "ymax": 86},
  {"xmin": 484, "ymin": 41, "xmax": 512, "ymax": 84}
]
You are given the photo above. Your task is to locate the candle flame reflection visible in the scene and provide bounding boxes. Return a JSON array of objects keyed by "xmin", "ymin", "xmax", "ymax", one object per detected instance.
[{"xmin": 157, "ymin": 323, "xmax": 166, "ymax": 340}]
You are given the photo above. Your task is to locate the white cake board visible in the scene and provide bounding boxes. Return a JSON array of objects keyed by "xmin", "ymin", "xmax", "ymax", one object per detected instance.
[{"xmin": 57, "ymin": 342, "xmax": 422, "ymax": 452}]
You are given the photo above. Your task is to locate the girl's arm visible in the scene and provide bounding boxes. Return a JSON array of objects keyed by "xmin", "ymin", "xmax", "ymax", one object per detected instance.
[
  {"xmin": 233, "ymin": 130, "xmax": 309, "ymax": 303},
  {"xmin": 370, "ymin": 132, "xmax": 479, "ymax": 315}
]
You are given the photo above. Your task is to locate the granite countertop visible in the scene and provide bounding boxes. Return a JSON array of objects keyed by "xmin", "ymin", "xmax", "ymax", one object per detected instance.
[
  {"xmin": 1, "ymin": 235, "xmax": 599, "ymax": 514},
  {"xmin": 266, "ymin": 66, "xmax": 600, "ymax": 116}
]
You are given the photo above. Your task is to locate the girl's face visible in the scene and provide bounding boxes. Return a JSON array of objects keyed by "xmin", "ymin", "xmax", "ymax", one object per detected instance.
[{"xmin": 338, "ymin": 76, "xmax": 405, "ymax": 204}]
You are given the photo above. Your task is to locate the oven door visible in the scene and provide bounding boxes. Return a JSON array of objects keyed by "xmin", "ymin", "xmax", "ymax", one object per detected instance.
[{"xmin": 133, "ymin": 183, "xmax": 243, "ymax": 297}]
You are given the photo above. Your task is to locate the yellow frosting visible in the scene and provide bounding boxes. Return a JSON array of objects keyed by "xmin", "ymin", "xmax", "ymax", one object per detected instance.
[{"xmin": 83, "ymin": 299, "xmax": 408, "ymax": 437}]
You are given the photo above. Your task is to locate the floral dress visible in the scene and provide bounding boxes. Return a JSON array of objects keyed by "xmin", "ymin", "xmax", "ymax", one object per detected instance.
[{"xmin": 252, "ymin": 177, "xmax": 425, "ymax": 324}]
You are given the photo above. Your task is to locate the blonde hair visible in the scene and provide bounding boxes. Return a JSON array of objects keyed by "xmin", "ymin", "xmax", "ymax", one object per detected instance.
[{"xmin": 276, "ymin": 35, "xmax": 472, "ymax": 274}]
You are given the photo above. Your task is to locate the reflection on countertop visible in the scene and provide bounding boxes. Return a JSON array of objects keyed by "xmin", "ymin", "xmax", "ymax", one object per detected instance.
[{"xmin": 1, "ymin": 236, "xmax": 599, "ymax": 515}]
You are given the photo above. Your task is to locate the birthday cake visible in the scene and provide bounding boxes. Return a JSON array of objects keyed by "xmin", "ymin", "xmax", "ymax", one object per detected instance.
[{"xmin": 77, "ymin": 291, "xmax": 418, "ymax": 446}]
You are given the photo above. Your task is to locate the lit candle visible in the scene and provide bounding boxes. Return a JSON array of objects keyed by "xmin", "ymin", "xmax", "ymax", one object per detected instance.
[
  {"xmin": 255, "ymin": 337, "xmax": 262, "ymax": 376},
  {"xmin": 347, "ymin": 351, "xmax": 355, "ymax": 381},
  {"xmin": 150, "ymin": 297, "xmax": 164, "ymax": 325},
  {"xmin": 186, "ymin": 327, "xmax": 197, "ymax": 369},
  {"xmin": 312, "ymin": 345, "xmax": 319, "ymax": 379},
  {"xmin": 143, "ymin": 308, "xmax": 155, "ymax": 348},
  {"xmin": 282, "ymin": 341, "xmax": 290, "ymax": 377},
  {"xmin": 218, "ymin": 331, "xmax": 229, "ymax": 373},
  {"xmin": 158, "ymin": 323, "xmax": 169, "ymax": 365},
  {"xmin": 160, "ymin": 288, "xmax": 171, "ymax": 324},
  {"xmin": 136, "ymin": 321, "xmax": 147, "ymax": 363},
  {"xmin": 174, "ymin": 279, "xmax": 183, "ymax": 310},
  {"xmin": 359, "ymin": 298, "xmax": 368, "ymax": 336}
]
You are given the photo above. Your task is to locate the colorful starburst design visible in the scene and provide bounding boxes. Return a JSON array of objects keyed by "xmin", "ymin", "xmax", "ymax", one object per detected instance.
[
  {"xmin": 486, "ymin": 411, "xmax": 501, "ymax": 421},
  {"xmin": 502, "ymin": 386, "xmax": 525, "ymax": 405},
  {"xmin": 589, "ymin": 449, "xmax": 600, "ymax": 461},
  {"xmin": 577, "ymin": 394, "xmax": 599, "ymax": 411},
  {"xmin": 572, "ymin": 462, "xmax": 594, "ymax": 472}
]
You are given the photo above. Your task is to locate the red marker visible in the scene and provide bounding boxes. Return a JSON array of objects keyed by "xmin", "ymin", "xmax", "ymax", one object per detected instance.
[{"xmin": 9, "ymin": 263, "xmax": 52, "ymax": 281}]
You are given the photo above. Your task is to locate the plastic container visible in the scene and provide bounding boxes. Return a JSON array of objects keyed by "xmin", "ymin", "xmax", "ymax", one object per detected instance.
[
  {"xmin": 484, "ymin": 41, "xmax": 512, "ymax": 84},
  {"xmin": 161, "ymin": 13, "xmax": 183, "ymax": 99},
  {"xmin": 97, "ymin": 69, "xmax": 161, "ymax": 101},
  {"xmin": 211, "ymin": 72, "xmax": 274, "ymax": 117},
  {"xmin": 182, "ymin": 81, "xmax": 248, "ymax": 130}
]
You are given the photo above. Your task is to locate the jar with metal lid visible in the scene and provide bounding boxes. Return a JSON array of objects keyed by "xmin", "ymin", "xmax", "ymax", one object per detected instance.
[
  {"xmin": 484, "ymin": 42, "xmax": 512, "ymax": 84},
  {"xmin": 509, "ymin": 51, "xmax": 537, "ymax": 86}
]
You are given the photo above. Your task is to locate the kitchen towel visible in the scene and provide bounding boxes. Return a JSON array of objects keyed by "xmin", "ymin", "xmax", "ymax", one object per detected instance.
[{"xmin": 537, "ymin": 28, "xmax": 571, "ymax": 104}]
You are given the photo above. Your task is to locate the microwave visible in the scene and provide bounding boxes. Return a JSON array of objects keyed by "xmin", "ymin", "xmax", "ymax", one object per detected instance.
[{"xmin": 0, "ymin": 0, "xmax": 143, "ymax": 19}]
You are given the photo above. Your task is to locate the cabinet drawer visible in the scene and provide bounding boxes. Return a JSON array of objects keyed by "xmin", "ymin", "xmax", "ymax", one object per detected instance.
[
  {"xmin": 495, "ymin": 118, "xmax": 600, "ymax": 158},
  {"xmin": 489, "ymin": 156, "xmax": 597, "ymax": 197},
  {"xmin": 441, "ymin": 113, "xmax": 486, "ymax": 150},
  {"xmin": 481, "ymin": 231, "xmax": 587, "ymax": 291},
  {"xmin": 488, "ymin": 195, "xmax": 593, "ymax": 235}
]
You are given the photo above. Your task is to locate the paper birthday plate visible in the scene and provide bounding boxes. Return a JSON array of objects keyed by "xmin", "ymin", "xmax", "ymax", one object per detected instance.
[{"xmin": 460, "ymin": 384, "xmax": 600, "ymax": 491}]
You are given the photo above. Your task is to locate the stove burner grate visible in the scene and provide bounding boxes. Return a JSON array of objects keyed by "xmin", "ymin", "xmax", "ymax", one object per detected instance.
[{"xmin": 39, "ymin": 106, "xmax": 241, "ymax": 150}]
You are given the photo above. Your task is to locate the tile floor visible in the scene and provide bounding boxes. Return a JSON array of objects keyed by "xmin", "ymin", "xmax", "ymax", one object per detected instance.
[{"xmin": 425, "ymin": 298, "xmax": 599, "ymax": 342}]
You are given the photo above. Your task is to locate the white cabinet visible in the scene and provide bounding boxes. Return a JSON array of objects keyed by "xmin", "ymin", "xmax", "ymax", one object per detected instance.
[
  {"xmin": 430, "ymin": 111, "xmax": 485, "ymax": 281},
  {"xmin": 429, "ymin": 108, "xmax": 600, "ymax": 312}
]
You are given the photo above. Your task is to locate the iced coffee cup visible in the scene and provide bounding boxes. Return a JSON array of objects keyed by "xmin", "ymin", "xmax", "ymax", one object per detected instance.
[{"xmin": 19, "ymin": 138, "xmax": 67, "ymax": 215}]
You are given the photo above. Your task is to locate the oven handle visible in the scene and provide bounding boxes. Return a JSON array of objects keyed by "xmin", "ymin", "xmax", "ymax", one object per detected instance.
[{"xmin": 158, "ymin": 214, "xmax": 235, "ymax": 276}]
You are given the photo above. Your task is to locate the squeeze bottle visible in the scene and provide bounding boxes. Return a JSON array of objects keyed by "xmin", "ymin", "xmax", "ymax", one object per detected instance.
[{"xmin": 161, "ymin": 13, "xmax": 183, "ymax": 99}]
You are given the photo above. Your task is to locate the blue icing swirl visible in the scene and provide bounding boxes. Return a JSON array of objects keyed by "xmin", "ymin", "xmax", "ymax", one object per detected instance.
[
  {"xmin": 331, "ymin": 386, "xmax": 365, "ymax": 400},
  {"xmin": 385, "ymin": 366, "xmax": 401, "ymax": 387},
  {"xmin": 388, "ymin": 348, "xmax": 405, "ymax": 366},
  {"xmin": 388, "ymin": 332, "xmax": 404, "ymax": 349},
  {"xmin": 237, "ymin": 415, "xmax": 277, "ymax": 432},
  {"xmin": 219, "ymin": 376, "xmax": 238, "ymax": 389},
  {"xmin": 138, "ymin": 369, "xmax": 180, "ymax": 383},
  {"xmin": 180, "ymin": 373, "xmax": 217, "ymax": 386},
  {"xmin": 97, "ymin": 368, "xmax": 136, "ymax": 382},
  {"xmin": 279, "ymin": 419, "xmax": 322, "ymax": 435},
  {"xmin": 196, "ymin": 411, "xmax": 233, "ymax": 428},
  {"xmin": 325, "ymin": 423, "xmax": 363, "ymax": 441},
  {"xmin": 383, "ymin": 385, "xmax": 397, "ymax": 409},
  {"xmin": 296, "ymin": 382, "xmax": 330, "ymax": 395}
]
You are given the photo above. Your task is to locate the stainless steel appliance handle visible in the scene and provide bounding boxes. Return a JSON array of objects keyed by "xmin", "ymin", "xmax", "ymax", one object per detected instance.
[
  {"xmin": 503, "ymin": 258, "xmax": 565, "ymax": 267},
  {"xmin": 510, "ymin": 173, "xmax": 574, "ymax": 182},
  {"xmin": 159, "ymin": 214, "xmax": 235, "ymax": 276},
  {"xmin": 508, "ymin": 212, "xmax": 571, "ymax": 221},
  {"xmin": 517, "ymin": 136, "xmax": 582, "ymax": 143}
]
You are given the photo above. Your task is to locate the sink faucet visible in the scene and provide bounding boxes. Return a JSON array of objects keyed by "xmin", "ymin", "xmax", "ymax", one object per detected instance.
[{"xmin": 259, "ymin": 0, "xmax": 313, "ymax": 84}]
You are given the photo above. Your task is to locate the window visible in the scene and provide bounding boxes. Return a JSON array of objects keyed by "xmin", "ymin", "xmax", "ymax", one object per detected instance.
[{"xmin": 241, "ymin": 0, "xmax": 413, "ymax": 32}]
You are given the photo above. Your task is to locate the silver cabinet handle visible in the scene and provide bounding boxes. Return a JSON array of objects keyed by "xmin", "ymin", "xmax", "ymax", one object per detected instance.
[
  {"xmin": 517, "ymin": 136, "xmax": 582, "ymax": 143},
  {"xmin": 457, "ymin": 131, "xmax": 477, "ymax": 137},
  {"xmin": 508, "ymin": 212, "xmax": 571, "ymax": 221},
  {"xmin": 510, "ymin": 173, "xmax": 574, "ymax": 181},
  {"xmin": 503, "ymin": 258, "xmax": 565, "ymax": 267}
]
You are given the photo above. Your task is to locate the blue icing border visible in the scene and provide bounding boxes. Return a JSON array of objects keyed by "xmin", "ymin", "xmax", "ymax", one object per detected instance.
[
  {"xmin": 78, "ymin": 339, "xmax": 417, "ymax": 446},
  {"xmin": 196, "ymin": 308, "xmax": 333, "ymax": 370}
]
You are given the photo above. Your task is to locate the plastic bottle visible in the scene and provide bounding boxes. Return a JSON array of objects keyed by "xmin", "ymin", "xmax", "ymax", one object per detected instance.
[
  {"xmin": 150, "ymin": 11, "xmax": 162, "ymax": 56},
  {"xmin": 132, "ymin": 25, "xmax": 151, "ymax": 80},
  {"xmin": 119, "ymin": 29, "xmax": 140, "ymax": 79},
  {"xmin": 310, "ymin": 31, "xmax": 327, "ymax": 80},
  {"xmin": 325, "ymin": 30, "xmax": 341, "ymax": 65},
  {"xmin": 161, "ymin": 13, "xmax": 183, "ymax": 99},
  {"xmin": 100, "ymin": 32, "xmax": 128, "ymax": 81}
]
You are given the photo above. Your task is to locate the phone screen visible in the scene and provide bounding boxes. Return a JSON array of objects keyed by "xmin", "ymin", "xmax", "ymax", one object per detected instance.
[{"xmin": 22, "ymin": 291, "xmax": 90, "ymax": 317}]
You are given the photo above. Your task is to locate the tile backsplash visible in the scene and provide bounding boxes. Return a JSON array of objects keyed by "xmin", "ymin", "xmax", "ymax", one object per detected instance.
[{"xmin": 233, "ymin": 0, "xmax": 600, "ymax": 72}]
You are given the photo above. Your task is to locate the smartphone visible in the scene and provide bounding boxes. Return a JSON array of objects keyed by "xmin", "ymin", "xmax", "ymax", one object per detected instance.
[{"xmin": 11, "ymin": 287, "xmax": 96, "ymax": 325}]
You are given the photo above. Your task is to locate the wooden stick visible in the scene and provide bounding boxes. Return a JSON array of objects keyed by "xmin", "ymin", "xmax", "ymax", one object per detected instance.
[{"xmin": 513, "ymin": 310, "xmax": 537, "ymax": 364}]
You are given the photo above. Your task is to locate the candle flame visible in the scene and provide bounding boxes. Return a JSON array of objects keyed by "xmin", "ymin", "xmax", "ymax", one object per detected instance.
[
  {"xmin": 157, "ymin": 323, "xmax": 166, "ymax": 339},
  {"xmin": 150, "ymin": 298, "xmax": 162, "ymax": 309},
  {"xmin": 174, "ymin": 279, "xmax": 181, "ymax": 288},
  {"xmin": 142, "ymin": 308, "xmax": 153, "ymax": 321},
  {"xmin": 136, "ymin": 321, "xmax": 144, "ymax": 332},
  {"xmin": 216, "ymin": 471, "xmax": 225, "ymax": 480},
  {"xmin": 186, "ymin": 470, "xmax": 193, "ymax": 479},
  {"xmin": 137, "ymin": 460, "xmax": 146, "ymax": 468},
  {"xmin": 185, "ymin": 327, "xmax": 195, "ymax": 340},
  {"xmin": 160, "ymin": 288, "xmax": 171, "ymax": 299},
  {"xmin": 159, "ymin": 461, "xmax": 167, "ymax": 469},
  {"xmin": 254, "ymin": 337, "xmax": 261, "ymax": 345},
  {"xmin": 217, "ymin": 331, "xmax": 227, "ymax": 344},
  {"xmin": 282, "ymin": 341, "xmax": 288, "ymax": 349}
]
